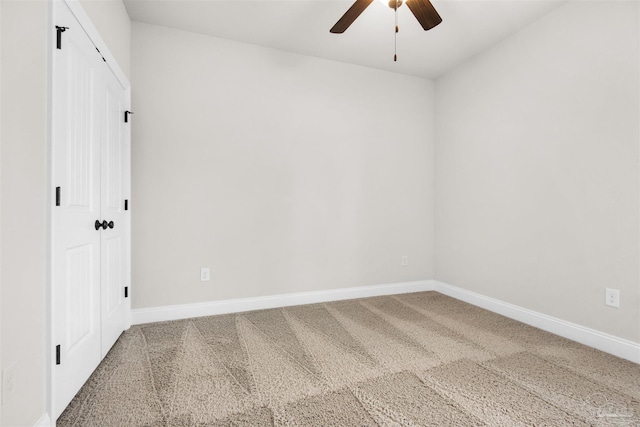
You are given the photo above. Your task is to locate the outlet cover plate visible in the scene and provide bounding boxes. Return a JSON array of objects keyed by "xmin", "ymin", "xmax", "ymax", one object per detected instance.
[
  {"xmin": 3, "ymin": 363, "xmax": 17, "ymax": 404},
  {"xmin": 605, "ymin": 288, "xmax": 620, "ymax": 308}
]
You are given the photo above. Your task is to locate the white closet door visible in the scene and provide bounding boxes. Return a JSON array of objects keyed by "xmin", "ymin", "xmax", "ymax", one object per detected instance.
[
  {"xmin": 52, "ymin": 1, "xmax": 130, "ymax": 418},
  {"xmin": 100, "ymin": 68, "xmax": 128, "ymax": 356},
  {"xmin": 52, "ymin": 2, "xmax": 104, "ymax": 417}
]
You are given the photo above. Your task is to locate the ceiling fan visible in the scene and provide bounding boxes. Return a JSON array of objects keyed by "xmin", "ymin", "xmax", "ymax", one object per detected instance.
[{"xmin": 330, "ymin": 0, "xmax": 442, "ymax": 34}]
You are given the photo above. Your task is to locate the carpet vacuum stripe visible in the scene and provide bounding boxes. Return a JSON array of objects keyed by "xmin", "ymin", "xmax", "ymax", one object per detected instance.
[{"xmin": 58, "ymin": 291, "xmax": 640, "ymax": 427}]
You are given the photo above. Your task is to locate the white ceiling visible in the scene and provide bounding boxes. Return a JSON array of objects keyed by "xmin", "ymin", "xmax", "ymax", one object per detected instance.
[{"xmin": 123, "ymin": 0, "xmax": 567, "ymax": 79}]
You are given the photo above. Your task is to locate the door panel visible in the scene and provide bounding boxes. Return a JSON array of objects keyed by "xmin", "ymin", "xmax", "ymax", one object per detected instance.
[
  {"xmin": 100, "ymin": 68, "xmax": 128, "ymax": 357},
  {"xmin": 66, "ymin": 42, "xmax": 94, "ymax": 210},
  {"xmin": 65, "ymin": 244, "xmax": 96, "ymax": 351},
  {"xmin": 52, "ymin": 2, "xmax": 103, "ymax": 418},
  {"xmin": 104, "ymin": 237, "xmax": 122, "ymax": 314},
  {"xmin": 104, "ymin": 87, "xmax": 122, "ymax": 210}
]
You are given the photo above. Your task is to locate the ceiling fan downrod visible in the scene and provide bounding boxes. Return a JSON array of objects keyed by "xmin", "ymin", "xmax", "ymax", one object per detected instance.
[{"xmin": 394, "ymin": 0, "xmax": 399, "ymax": 61}]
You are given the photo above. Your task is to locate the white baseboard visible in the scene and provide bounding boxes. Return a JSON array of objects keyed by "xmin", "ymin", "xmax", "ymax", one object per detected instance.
[
  {"xmin": 34, "ymin": 413, "xmax": 51, "ymax": 427},
  {"xmin": 131, "ymin": 278, "xmax": 639, "ymax": 364},
  {"xmin": 132, "ymin": 280, "xmax": 435, "ymax": 325},
  {"xmin": 433, "ymin": 280, "xmax": 640, "ymax": 364}
]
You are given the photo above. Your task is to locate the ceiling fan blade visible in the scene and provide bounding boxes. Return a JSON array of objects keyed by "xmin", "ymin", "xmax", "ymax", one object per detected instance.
[
  {"xmin": 330, "ymin": 0, "xmax": 374, "ymax": 34},
  {"xmin": 405, "ymin": 0, "xmax": 442, "ymax": 31}
]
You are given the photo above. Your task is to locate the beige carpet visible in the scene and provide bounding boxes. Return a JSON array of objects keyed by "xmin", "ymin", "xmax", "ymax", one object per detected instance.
[{"xmin": 58, "ymin": 292, "xmax": 640, "ymax": 426}]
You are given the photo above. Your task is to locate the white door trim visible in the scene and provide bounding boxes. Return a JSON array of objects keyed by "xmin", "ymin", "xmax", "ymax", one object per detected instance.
[{"xmin": 60, "ymin": 0, "xmax": 128, "ymax": 89}]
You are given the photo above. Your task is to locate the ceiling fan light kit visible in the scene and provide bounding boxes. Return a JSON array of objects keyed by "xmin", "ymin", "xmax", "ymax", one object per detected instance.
[
  {"xmin": 380, "ymin": 0, "xmax": 403, "ymax": 8},
  {"xmin": 330, "ymin": 0, "xmax": 442, "ymax": 61}
]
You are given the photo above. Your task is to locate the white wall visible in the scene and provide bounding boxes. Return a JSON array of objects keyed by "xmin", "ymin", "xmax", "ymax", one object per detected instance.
[
  {"xmin": 435, "ymin": 1, "xmax": 639, "ymax": 342},
  {"xmin": 131, "ymin": 22, "xmax": 435, "ymax": 309},
  {"xmin": 0, "ymin": 2, "xmax": 48, "ymax": 425},
  {"xmin": 1, "ymin": 2, "xmax": 635, "ymax": 424},
  {"xmin": 1, "ymin": 1, "xmax": 3, "ymax": 422},
  {"xmin": 78, "ymin": 0, "xmax": 131, "ymax": 79}
]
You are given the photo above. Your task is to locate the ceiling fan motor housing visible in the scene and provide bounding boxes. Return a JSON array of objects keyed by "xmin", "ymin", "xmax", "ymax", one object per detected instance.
[{"xmin": 329, "ymin": 0, "xmax": 441, "ymax": 34}]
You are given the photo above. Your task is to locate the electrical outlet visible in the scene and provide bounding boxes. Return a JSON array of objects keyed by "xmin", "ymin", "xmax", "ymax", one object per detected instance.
[
  {"xmin": 401, "ymin": 256, "xmax": 408, "ymax": 266},
  {"xmin": 200, "ymin": 267, "xmax": 210, "ymax": 282},
  {"xmin": 3, "ymin": 363, "xmax": 17, "ymax": 404},
  {"xmin": 605, "ymin": 288, "xmax": 620, "ymax": 308}
]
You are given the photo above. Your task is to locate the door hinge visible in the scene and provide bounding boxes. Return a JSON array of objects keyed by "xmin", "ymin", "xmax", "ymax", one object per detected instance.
[
  {"xmin": 56, "ymin": 345, "xmax": 61, "ymax": 365},
  {"xmin": 124, "ymin": 111, "xmax": 133, "ymax": 123},
  {"xmin": 55, "ymin": 26, "xmax": 69, "ymax": 50},
  {"xmin": 95, "ymin": 47, "xmax": 106, "ymax": 62},
  {"xmin": 55, "ymin": 187, "xmax": 61, "ymax": 206},
  {"xmin": 124, "ymin": 286, "xmax": 129, "ymax": 298},
  {"xmin": 124, "ymin": 199, "xmax": 129, "ymax": 211}
]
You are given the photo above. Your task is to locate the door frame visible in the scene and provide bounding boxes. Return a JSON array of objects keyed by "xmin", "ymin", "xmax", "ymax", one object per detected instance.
[{"xmin": 48, "ymin": 0, "xmax": 131, "ymax": 422}]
